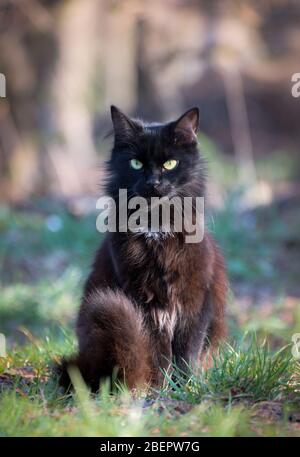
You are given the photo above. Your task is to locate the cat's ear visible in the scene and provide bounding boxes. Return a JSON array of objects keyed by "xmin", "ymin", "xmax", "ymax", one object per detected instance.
[
  {"xmin": 173, "ymin": 107, "xmax": 199, "ymax": 145},
  {"xmin": 111, "ymin": 105, "xmax": 139, "ymax": 141}
]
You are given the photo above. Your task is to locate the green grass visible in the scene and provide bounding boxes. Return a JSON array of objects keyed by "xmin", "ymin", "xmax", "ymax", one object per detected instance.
[
  {"xmin": 163, "ymin": 338, "xmax": 299, "ymax": 404},
  {"xmin": 0, "ymin": 335, "xmax": 299, "ymax": 437}
]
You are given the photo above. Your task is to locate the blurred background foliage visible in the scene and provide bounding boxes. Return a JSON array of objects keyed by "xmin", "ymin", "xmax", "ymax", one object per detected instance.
[{"xmin": 0, "ymin": 0, "xmax": 300, "ymax": 347}]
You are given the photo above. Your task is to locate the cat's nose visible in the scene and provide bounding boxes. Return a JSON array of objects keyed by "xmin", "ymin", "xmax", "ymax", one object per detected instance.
[{"xmin": 146, "ymin": 177, "xmax": 160, "ymax": 188}]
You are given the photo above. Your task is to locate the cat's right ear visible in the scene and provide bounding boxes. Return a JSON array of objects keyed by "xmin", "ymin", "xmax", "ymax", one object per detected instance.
[{"xmin": 111, "ymin": 106, "xmax": 139, "ymax": 142}]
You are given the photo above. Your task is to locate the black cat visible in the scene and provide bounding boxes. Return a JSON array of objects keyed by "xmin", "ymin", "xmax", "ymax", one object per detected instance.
[{"xmin": 59, "ymin": 106, "xmax": 227, "ymax": 392}]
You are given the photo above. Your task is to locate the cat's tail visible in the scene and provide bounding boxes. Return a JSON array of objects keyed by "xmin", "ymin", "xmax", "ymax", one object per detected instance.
[{"xmin": 57, "ymin": 288, "xmax": 153, "ymax": 392}]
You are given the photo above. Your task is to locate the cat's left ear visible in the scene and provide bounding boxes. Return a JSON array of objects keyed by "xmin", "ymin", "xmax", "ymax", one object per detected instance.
[
  {"xmin": 173, "ymin": 107, "xmax": 199, "ymax": 145},
  {"xmin": 111, "ymin": 105, "xmax": 140, "ymax": 142}
]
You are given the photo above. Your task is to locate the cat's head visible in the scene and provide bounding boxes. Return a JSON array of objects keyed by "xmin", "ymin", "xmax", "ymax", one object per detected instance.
[{"xmin": 106, "ymin": 106, "xmax": 205, "ymax": 201}]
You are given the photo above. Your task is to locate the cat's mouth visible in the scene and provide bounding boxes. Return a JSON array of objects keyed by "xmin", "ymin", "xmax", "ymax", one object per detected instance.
[
  {"xmin": 133, "ymin": 188, "xmax": 164, "ymax": 199},
  {"xmin": 137, "ymin": 186, "xmax": 175, "ymax": 200},
  {"xmin": 143, "ymin": 190, "xmax": 165, "ymax": 201}
]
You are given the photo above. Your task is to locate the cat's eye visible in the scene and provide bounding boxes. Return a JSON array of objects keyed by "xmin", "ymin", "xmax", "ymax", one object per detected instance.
[
  {"xmin": 130, "ymin": 159, "xmax": 143, "ymax": 170},
  {"xmin": 163, "ymin": 159, "xmax": 178, "ymax": 171}
]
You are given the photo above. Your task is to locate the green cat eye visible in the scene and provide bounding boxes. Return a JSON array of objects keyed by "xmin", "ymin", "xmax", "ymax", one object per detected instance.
[
  {"xmin": 130, "ymin": 159, "xmax": 143, "ymax": 170},
  {"xmin": 163, "ymin": 159, "xmax": 178, "ymax": 171}
]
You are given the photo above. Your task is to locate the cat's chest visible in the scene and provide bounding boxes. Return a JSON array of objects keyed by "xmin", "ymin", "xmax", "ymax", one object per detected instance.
[
  {"xmin": 144, "ymin": 261, "xmax": 182, "ymax": 308},
  {"xmin": 125, "ymin": 236, "xmax": 203, "ymax": 310},
  {"xmin": 140, "ymin": 256, "xmax": 184, "ymax": 334},
  {"xmin": 121, "ymin": 236, "xmax": 207, "ymax": 335}
]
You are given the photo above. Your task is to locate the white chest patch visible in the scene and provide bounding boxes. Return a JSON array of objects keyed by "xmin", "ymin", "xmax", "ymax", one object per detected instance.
[
  {"xmin": 145, "ymin": 232, "xmax": 172, "ymax": 241},
  {"xmin": 132, "ymin": 227, "xmax": 174, "ymax": 241},
  {"xmin": 151, "ymin": 306, "xmax": 178, "ymax": 334}
]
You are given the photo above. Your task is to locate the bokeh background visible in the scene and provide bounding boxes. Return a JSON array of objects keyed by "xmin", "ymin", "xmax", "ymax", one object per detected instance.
[{"xmin": 0, "ymin": 0, "xmax": 300, "ymax": 346}]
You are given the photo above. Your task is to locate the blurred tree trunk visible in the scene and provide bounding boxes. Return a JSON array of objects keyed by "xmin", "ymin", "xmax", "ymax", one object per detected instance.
[
  {"xmin": 48, "ymin": 0, "xmax": 100, "ymax": 197},
  {"xmin": 102, "ymin": 0, "xmax": 137, "ymax": 114},
  {"xmin": 220, "ymin": 67, "xmax": 257, "ymax": 186},
  {"xmin": 0, "ymin": 1, "xmax": 57, "ymax": 201},
  {"xmin": 0, "ymin": 2, "xmax": 43, "ymax": 201}
]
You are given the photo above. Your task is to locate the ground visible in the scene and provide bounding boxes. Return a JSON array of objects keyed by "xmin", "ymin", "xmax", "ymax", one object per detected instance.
[{"xmin": 0, "ymin": 155, "xmax": 300, "ymax": 436}]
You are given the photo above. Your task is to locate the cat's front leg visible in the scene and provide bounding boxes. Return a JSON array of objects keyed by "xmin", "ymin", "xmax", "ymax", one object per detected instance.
[
  {"xmin": 172, "ymin": 290, "xmax": 213, "ymax": 373},
  {"xmin": 145, "ymin": 306, "xmax": 175, "ymax": 385},
  {"xmin": 149, "ymin": 328, "xmax": 173, "ymax": 386}
]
